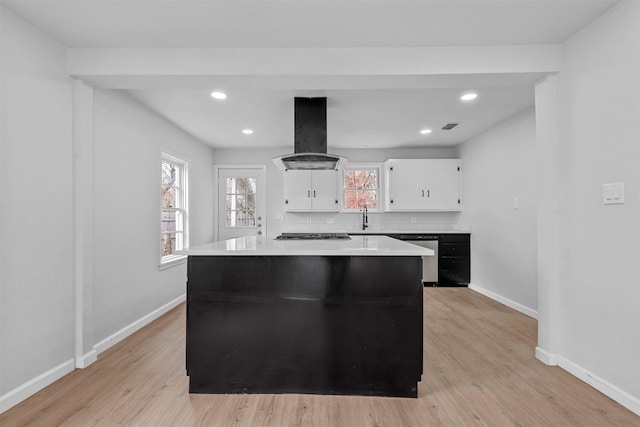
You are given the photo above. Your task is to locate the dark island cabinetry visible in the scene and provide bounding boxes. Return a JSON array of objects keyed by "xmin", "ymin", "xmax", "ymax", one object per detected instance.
[{"xmin": 186, "ymin": 255, "xmax": 424, "ymax": 398}]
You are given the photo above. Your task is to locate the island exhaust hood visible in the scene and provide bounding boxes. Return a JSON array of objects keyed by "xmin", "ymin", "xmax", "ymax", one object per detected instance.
[{"xmin": 272, "ymin": 97, "xmax": 348, "ymax": 171}]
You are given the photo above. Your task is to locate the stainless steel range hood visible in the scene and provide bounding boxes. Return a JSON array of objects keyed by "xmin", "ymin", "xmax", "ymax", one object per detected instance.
[{"xmin": 272, "ymin": 97, "xmax": 348, "ymax": 171}]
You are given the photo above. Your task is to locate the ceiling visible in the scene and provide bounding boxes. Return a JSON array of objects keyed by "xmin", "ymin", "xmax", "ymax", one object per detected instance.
[
  {"xmin": 3, "ymin": 0, "xmax": 619, "ymax": 149},
  {"xmin": 128, "ymin": 87, "xmax": 535, "ymax": 149},
  {"xmin": 3, "ymin": 0, "xmax": 618, "ymax": 49}
]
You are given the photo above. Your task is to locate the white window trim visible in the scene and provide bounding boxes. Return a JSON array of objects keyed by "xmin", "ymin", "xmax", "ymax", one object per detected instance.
[
  {"xmin": 340, "ymin": 162, "xmax": 383, "ymax": 213},
  {"xmin": 160, "ymin": 149, "xmax": 190, "ymax": 269}
]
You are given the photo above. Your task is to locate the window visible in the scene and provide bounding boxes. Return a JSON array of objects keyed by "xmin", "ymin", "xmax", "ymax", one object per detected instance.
[
  {"xmin": 224, "ymin": 177, "xmax": 257, "ymax": 227},
  {"xmin": 161, "ymin": 152, "xmax": 188, "ymax": 266},
  {"xmin": 343, "ymin": 164, "xmax": 380, "ymax": 211}
]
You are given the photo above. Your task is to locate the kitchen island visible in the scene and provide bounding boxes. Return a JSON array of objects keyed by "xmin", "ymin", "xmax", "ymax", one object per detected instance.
[{"xmin": 184, "ymin": 235, "xmax": 433, "ymax": 398}]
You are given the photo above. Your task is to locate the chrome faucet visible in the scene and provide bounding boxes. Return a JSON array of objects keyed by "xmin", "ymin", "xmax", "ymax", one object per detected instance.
[{"xmin": 362, "ymin": 205, "xmax": 368, "ymax": 230}]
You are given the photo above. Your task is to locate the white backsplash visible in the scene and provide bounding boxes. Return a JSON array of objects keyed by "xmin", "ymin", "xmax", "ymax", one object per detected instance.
[{"xmin": 274, "ymin": 211, "xmax": 469, "ymax": 236}]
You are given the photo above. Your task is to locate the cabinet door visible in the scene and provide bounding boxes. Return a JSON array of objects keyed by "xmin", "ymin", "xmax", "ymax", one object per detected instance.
[
  {"xmin": 387, "ymin": 160, "xmax": 426, "ymax": 210},
  {"xmin": 284, "ymin": 170, "xmax": 312, "ymax": 211},
  {"xmin": 310, "ymin": 170, "xmax": 339, "ymax": 211},
  {"xmin": 424, "ymin": 160, "xmax": 460, "ymax": 210}
]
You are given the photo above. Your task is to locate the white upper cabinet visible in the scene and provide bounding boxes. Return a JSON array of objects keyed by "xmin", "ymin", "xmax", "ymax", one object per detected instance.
[
  {"xmin": 283, "ymin": 170, "xmax": 313, "ymax": 211},
  {"xmin": 384, "ymin": 159, "xmax": 461, "ymax": 211},
  {"xmin": 284, "ymin": 170, "xmax": 339, "ymax": 212}
]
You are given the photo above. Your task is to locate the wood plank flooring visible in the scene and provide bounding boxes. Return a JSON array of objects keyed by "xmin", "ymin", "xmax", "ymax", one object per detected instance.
[{"xmin": 2, "ymin": 288, "xmax": 638, "ymax": 426}]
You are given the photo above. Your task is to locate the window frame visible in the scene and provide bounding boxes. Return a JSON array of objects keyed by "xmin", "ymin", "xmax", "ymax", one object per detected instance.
[
  {"xmin": 159, "ymin": 150, "xmax": 190, "ymax": 269},
  {"xmin": 340, "ymin": 162, "xmax": 383, "ymax": 212}
]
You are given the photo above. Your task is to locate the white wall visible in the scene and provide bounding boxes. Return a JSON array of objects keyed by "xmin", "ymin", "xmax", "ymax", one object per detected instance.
[
  {"xmin": 92, "ymin": 90, "xmax": 215, "ymax": 343},
  {"xmin": 0, "ymin": 2, "xmax": 4, "ymax": 401},
  {"xmin": 0, "ymin": 8, "xmax": 216, "ymax": 410},
  {"xmin": 457, "ymin": 108, "xmax": 538, "ymax": 314},
  {"xmin": 0, "ymin": 8, "xmax": 75, "ymax": 394},
  {"xmin": 211, "ymin": 147, "xmax": 461, "ymax": 239},
  {"xmin": 553, "ymin": 0, "xmax": 640, "ymax": 408}
]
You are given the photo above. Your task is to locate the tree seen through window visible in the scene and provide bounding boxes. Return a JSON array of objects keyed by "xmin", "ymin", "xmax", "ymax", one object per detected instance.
[{"xmin": 343, "ymin": 169, "xmax": 377, "ymax": 210}]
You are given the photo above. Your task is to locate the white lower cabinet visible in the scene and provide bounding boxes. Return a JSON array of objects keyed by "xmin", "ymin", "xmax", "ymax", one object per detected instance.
[
  {"xmin": 384, "ymin": 159, "xmax": 461, "ymax": 211},
  {"xmin": 284, "ymin": 170, "xmax": 340, "ymax": 211}
]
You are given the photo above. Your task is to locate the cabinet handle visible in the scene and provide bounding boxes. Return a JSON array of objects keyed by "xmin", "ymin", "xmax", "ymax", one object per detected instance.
[
  {"xmin": 427, "ymin": 190, "xmax": 430, "ymax": 198},
  {"xmin": 421, "ymin": 190, "xmax": 424, "ymax": 197},
  {"xmin": 307, "ymin": 190, "xmax": 311, "ymax": 198},
  {"xmin": 313, "ymin": 190, "xmax": 316, "ymax": 198},
  {"xmin": 390, "ymin": 199, "xmax": 394, "ymax": 204}
]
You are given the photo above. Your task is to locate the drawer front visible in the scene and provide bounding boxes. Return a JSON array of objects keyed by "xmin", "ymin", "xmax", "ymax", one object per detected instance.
[
  {"xmin": 440, "ymin": 256, "xmax": 468, "ymax": 269},
  {"xmin": 440, "ymin": 268, "xmax": 470, "ymax": 285},
  {"xmin": 439, "ymin": 234, "xmax": 470, "ymax": 243},
  {"xmin": 440, "ymin": 242, "xmax": 470, "ymax": 256}
]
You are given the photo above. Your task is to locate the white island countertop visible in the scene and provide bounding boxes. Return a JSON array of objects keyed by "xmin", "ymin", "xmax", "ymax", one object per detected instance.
[{"xmin": 180, "ymin": 235, "xmax": 434, "ymax": 257}]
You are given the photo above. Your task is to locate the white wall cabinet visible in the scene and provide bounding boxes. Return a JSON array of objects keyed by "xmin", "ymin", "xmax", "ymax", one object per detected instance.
[
  {"xmin": 384, "ymin": 159, "xmax": 461, "ymax": 211},
  {"xmin": 284, "ymin": 170, "xmax": 340, "ymax": 211}
]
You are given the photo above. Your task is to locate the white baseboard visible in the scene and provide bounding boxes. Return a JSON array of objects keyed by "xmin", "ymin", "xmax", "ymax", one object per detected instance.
[
  {"xmin": 0, "ymin": 359, "xmax": 75, "ymax": 414},
  {"xmin": 94, "ymin": 294, "xmax": 185, "ymax": 356},
  {"xmin": 75, "ymin": 349, "xmax": 97, "ymax": 368},
  {"xmin": 558, "ymin": 355, "xmax": 640, "ymax": 416},
  {"xmin": 535, "ymin": 346, "xmax": 559, "ymax": 366},
  {"xmin": 468, "ymin": 283, "xmax": 538, "ymax": 319},
  {"xmin": 0, "ymin": 294, "xmax": 186, "ymax": 415}
]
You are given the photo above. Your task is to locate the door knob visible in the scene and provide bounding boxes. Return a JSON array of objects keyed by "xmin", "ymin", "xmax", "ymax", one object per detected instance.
[
  {"xmin": 257, "ymin": 223, "xmax": 262, "ymax": 227},
  {"xmin": 257, "ymin": 216, "xmax": 262, "ymax": 220},
  {"xmin": 257, "ymin": 230, "xmax": 262, "ymax": 235}
]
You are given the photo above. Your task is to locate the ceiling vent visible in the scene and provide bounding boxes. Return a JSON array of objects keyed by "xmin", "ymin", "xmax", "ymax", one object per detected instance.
[{"xmin": 442, "ymin": 123, "xmax": 459, "ymax": 130}]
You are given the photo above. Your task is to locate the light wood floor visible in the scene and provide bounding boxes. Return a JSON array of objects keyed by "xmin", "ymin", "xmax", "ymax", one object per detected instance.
[{"xmin": 2, "ymin": 288, "xmax": 638, "ymax": 426}]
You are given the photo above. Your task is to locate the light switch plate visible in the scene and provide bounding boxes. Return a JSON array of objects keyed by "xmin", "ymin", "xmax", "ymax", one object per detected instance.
[
  {"xmin": 326, "ymin": 218, "xmax": 335, "ymax": 224},
  {"xmin": 410, "ymin": 217, "xmax": 417, "ymax": 224},
  {"xmin": 603, "ymin": 182, "xmax": 625, "ymax": 205}
]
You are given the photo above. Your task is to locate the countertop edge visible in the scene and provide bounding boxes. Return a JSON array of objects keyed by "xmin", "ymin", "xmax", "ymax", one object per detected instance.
[{"xmin": 179, "ymin": 235, "xmax": 435, "ymax": 257}]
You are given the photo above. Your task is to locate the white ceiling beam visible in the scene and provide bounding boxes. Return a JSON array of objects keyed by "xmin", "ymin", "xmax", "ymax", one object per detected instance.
[{"xmin": 67, "ymin": 45, "xmax": 561, "ymax": 89}]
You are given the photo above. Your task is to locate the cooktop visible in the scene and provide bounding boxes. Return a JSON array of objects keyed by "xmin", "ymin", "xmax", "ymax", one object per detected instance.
[{"xmin": 275, "ymin": 233, "xmax": 351, "ymax": 240}]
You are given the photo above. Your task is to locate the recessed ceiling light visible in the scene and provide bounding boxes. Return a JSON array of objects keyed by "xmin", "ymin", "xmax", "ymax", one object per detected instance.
[
  {"xmin": 242, "ymin": 129, "xmax": 254, "ymax": 135},
  {"xmin": 420, "ymin": 129, "xmax": 432, "ymax": 135},
  {"xmin": 460, "ymin": 92, "xmax": 478, "ymax": 101},
  {"xmin": 210, "ymin": 91, "xmax": 227, "ymax": 100}
]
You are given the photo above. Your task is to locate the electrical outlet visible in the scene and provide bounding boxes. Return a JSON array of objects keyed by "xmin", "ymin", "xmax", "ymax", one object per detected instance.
[
  {"xmin": 410, "ymin": 217, "xmax": 417, "ymax": 224},
  {"xmin": 326, "ymin": 218, "xmax": 335, "ymax": 224},
  {"xmin": 603, "ymin": 182, "xmax": 625, "ymax": 205},
  {"xmin": 306, "ymin": 217, "xmax": 312, "ymax": 224},
  {"xmin": 274, "ymin": 213, "xmax": 284, "ymax": 221}
]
